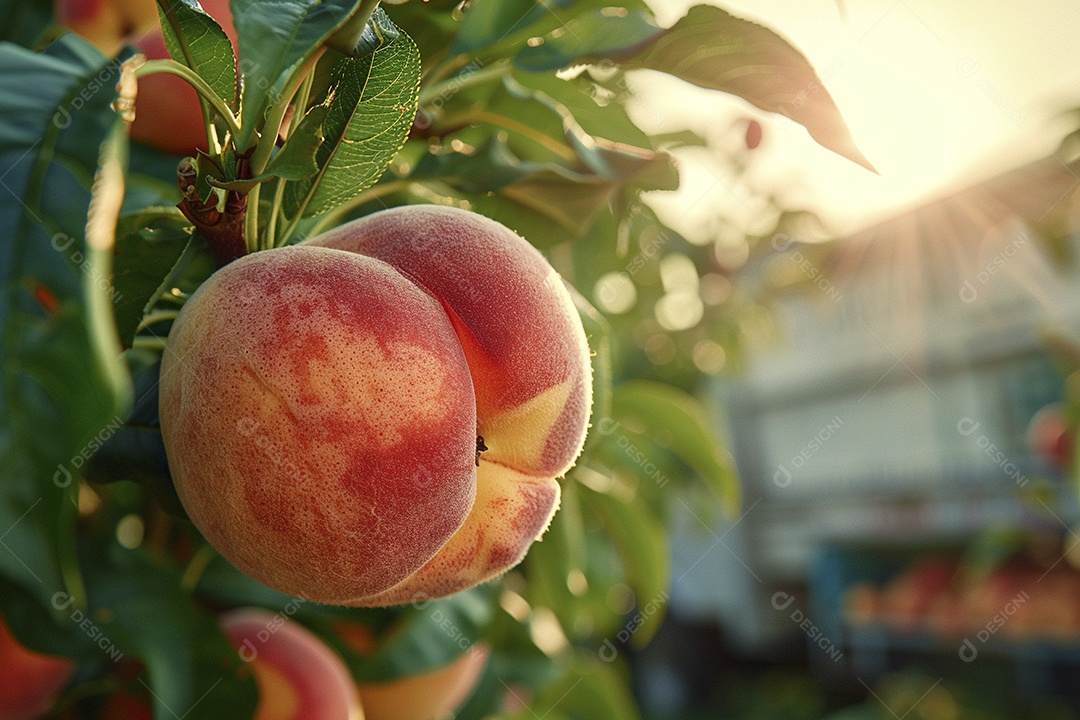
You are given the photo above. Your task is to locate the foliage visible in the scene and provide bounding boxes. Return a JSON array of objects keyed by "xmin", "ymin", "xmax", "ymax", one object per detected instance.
[{"xmin": 0, "ymin": 0, "xmax": 867, "ymax": 716}]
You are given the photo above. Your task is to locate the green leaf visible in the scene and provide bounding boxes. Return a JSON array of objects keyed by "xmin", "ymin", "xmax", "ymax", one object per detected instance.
[
  {"xmin": 0, "ymin": 35, "xmax": 132, "ymax": 608},
  {"xmin": 232, "ymin": 0, "xmax": 364, "ymax": 148},
  {"xmin": 579, "ymin": 486, "xmax": 668, "ymax": 647},
  {"xmin": 611, "ymin": 380, "xmax": 740, "ymax": 517},
  {"xmin": 502, "ymin": 170, "xmax": 615, "ymax": 236},
  {"xmin": 327, "ymin": 1, "xmax": 399, "ymax": 57},
  {"xmin": 83, "ymin": 542, "xmax": 259, "ymax": 720},
  {"xmin": 512, "ymin": 70, "xmax": 654, "ymax": 150},
  {"xmin": 518, "ymin": 5, "xmax": 875, "ymax": 172},
  {"xmin": 513, "ymin": 10, "xmax": 662, "ymax": 72},
  {"xmin": 112, "ymin": 208, "xmax": 192, "ymax": 347},
  {"xmin": 0, "ymin": 0, "xmax": 52, "ymax": 47},
  {"xmin": 450, "ymin": 0, "xmax": 652, "ymax": 57},
  {"xmin": 264, "ymin": 104, "xmax": 329, "ymax": 180},
  {"xmin": 156, "ymin": 0, "xmax": 238, "ymax": 109},
  {"xmin": 285, "ymin": 13, "xmax": 420, "ymax": 218},
  {"xmin": 498, "ymin": 75, "xmax": 676, "ymax": 188},
  {"xmin": 536, "ymin": 653, "xmax": 641, "ymax": 720},
  {"xmin": 422, "ymin": 74, "xmax": 674, "ymax": 235},
  {"xmin": 451, "ymin": 0, "xmax": 562, "ymax": 55},
  {"xmin": 195, "ymin": 552, "xmax": 302, "ymax": 609}
]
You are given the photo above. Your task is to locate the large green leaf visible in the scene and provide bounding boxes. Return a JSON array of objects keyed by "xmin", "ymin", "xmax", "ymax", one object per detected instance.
[
  {"xmin": 232, "ymin": 0, "xmax": 364, "ymax": 148},
  {"xmin": 516, "ymin": 5, "xmax": 875, "ymax": 172},
  {"xmin": 610, "ymin": 380, "xmax": 740, "ymax": 516},
  {"xmin": 156, "ymin": 0, "xmax": 237, "ymax": 109},
  {"xmin": 0, "ymin": 35, "xmax": 132, "ymax": 608},
  {"xmin": 285, "ymin": 11, "xmax": 419, "ymax": 219}
]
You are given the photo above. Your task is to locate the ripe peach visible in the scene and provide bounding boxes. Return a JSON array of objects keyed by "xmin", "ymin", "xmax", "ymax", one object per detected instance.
[
  {"xmin": 160, "ymin": 205, "xmax": 592, "ymax": 605},
  {"xmin": 0, "ymin": 616, "xmax": 75, "ymax": 720},
  {"xmin": 355, "ymin": 645, "xmax": 490, "ymax": 720},
  {"xmin": 220, "ymin": 608, "xmax": 363, "ymax": 720}
]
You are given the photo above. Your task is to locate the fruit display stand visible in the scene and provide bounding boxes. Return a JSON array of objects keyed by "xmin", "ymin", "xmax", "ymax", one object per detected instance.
[{"xmin": 810, "ymin": 539, "xmax": 1080, "ymax": 706}]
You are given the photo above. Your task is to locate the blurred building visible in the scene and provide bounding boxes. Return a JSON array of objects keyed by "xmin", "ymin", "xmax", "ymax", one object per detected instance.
[{"xmin": 666, "ymin": 150, "xmax": 1080, "ymax": 705}]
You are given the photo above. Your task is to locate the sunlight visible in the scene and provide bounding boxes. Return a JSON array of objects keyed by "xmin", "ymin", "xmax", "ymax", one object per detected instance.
[{"xmin": 637, "ymin": 0, "xmax": 1080, "ymax": 234}]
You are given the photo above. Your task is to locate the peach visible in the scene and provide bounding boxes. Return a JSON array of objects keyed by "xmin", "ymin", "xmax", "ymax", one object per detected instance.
[
  {"xmin": 0, "ymin": 616, "xmax": 75, "ymax": 720},
  {"xmin": 159, "ymin": 205, "xmax": 592, "ymax": 605},
  {"xmin": 220, "ymin": 608, "xmax": 363, "ymax": 720},
  {"xmin": 355, "ymin": 645, "xmax": 490, "ymax": 720}
]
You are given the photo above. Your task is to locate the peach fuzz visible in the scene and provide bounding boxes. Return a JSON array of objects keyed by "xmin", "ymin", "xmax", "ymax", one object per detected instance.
[
  {"xmin": 355, "ymin": 645, "xmax": 490, "ymax": 720},
  {"xmin": 220, "ymin": 609, "xmax": 363, "ymax": 720},
  {"xmin": 160, "ymin": 245, "xmax": 478, "ymax": 604},
  {"xmin": 308, "ymin": 205, "xmax": 592, "ymax": 604},
  {"xmin": 0, "ymin": 616, "xmax": 75, "ymax": 720}
]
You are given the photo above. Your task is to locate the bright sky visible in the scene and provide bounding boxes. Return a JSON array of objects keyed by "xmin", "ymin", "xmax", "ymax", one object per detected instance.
[{"xmin": 634, "ymin": 0, "xmax": 1080, "ymax": 237}]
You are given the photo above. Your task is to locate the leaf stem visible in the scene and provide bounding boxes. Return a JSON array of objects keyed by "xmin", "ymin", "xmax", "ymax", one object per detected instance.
[
  {"xmin": 448, "ymin": 109, "xmax": 578, "ymax": 161},
  {"xmin": 132, "ymin": 336, "xmax": 168, "ymax": 352},
  {"xmin": 418, "ymin": 59, "xmax": 511, "ymax": 105},
  {"xmin": 136, "ymin": 59, "xmax": 242, "ymax": 139},
  {"xmin": 136, "ymin": 309, "xmax": 180, "ymax": 331},
  {"xmin": 180, "ymin": 543, "xmax": 218, "ymax": 593},
  {"xmin": 250, "ymin": 47, "xmax": 327, "ymax": 177},
  {"xmin": 246, "ymin": 182, "xmax": 262, "ymax": 252}
]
